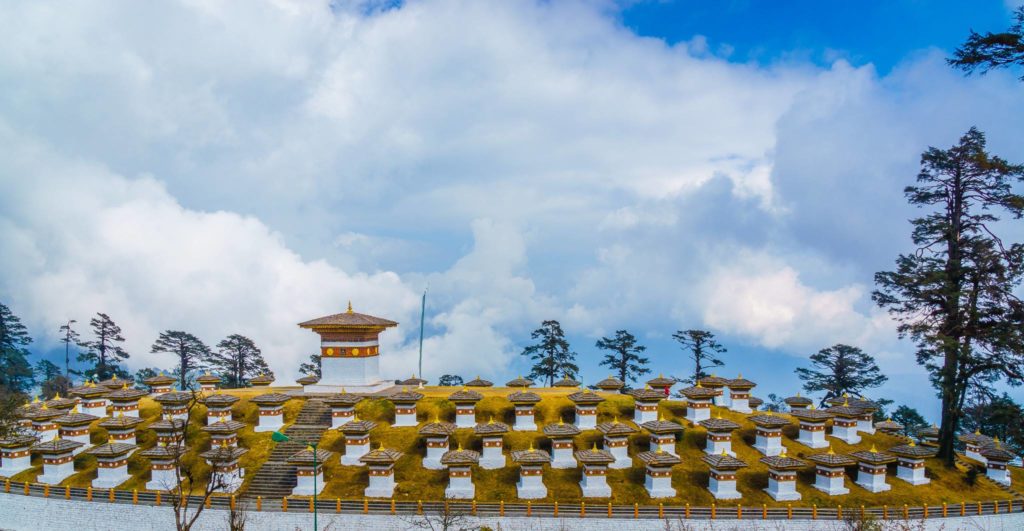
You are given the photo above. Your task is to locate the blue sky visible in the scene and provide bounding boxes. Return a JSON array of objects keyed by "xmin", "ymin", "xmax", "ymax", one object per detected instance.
[{"xmin": 1, "ymin": 0, "xmax": 1023, "ymax": 419}]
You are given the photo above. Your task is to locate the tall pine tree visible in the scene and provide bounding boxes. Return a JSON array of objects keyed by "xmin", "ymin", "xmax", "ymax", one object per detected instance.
[
  {"xmin": 595, "ymin": 330, "xmax": 650, "ymax": 386},
  {"xmin": 874, "ymin": 128, "xmax": 1024, "ymax": 465},
  {"xmin": 795, "ymin": 344, "xmax": 888, "ymax": 406},
  {"xmin": 77, "ymin": 312, "xmax": 130, "ymax": 381},
  {"xmin": 58, "ymin": 320, "xmax": 79, "ymax": 377},
  {"xmin": 949, "ymin": 7, "xmax": 1024, "ymax": 80},
  {"xmin": 0, "ymin": 302, "xmax": 34, "ymax": 395},
  {"xmin": 520, "ymin": 320, "xmax": 578, "ymax": 387},
  {"xmin": 207, "ymin": 334, "xmax": 270, "ymax": 388},
  {"xmin": 151, "ymin": 330, "xmax": 211, "ymax": 390},
  {"xmin": 672, "ymin": 329, "xmax": 725, "ymax": 385},
  {"xmin": 298, "ymin": 353, "xmax": 322, "ymax": 379}
]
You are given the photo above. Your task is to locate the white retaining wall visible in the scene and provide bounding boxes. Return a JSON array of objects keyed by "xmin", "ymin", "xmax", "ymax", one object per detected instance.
[{"xmin": 1, "ymin": 494, "xmax": 1023, "ymax": 530}]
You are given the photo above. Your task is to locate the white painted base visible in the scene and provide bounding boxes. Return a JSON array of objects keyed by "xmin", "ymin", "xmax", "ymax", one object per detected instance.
[
  {"xmin": 480, "ymin": 446, "xmax": 505, "ymax": 469},
  {"xmin": 551, "ymin": 448, "xmax": 576, "ymax": 469},
  {"xmin": 66, "ymin": 434, "xmax": 90, "ymax": 455},
  {"xmin": 704, "ymin": 439, "xmax": 735, "ymax": 457},
  {"xmin": 729, "ymin": 397, "xmax": 751, "ymax": 413},
  {"xmin": 255, "ymin": 415, "xmax": 283, "ymax": 433},
  {"xmin": 813, "ymin": 473, "xmax": 849, "ymax": 496},
  {"xmin": 393, "ymin": 412, "xmax": 417, "ymax": 427},
  {"xmin": 713, "ymin": 395, "xmax": 730, "ymax": 408},
  {"xmin": 0, "ymin": 456, "xmax": 32, "ymax": 478},
  {"xmin": 516, "ymin": 476, "xmax": 546, "ymax": 499},
  {"xmin": 455, "ymin": 412, "xmax": 476, "ymax": 429},
  {"xmin": 37, "ymin": 462, "xmax": 75, "ymax": 485},
  {"xmin": 966, "ymin": 449, "xmax": 987, "ymax": 464},
  {"xmin": 92, "ymin": 468, "xmax": 131, "ymax": 489},
  {"xmin": 796, "ymin": 429, "xmax": 829, "ymax": 449},
  {"xmin": 575, "ymin": 413, "xmax": 596, "ymax": 430},
  {"xmin": 446, "ymin": 476, "xmax": 475, "ymax": 499},
  {"xmin": 685, "ymin": 407, "xmax": 710, "ymax": 423},
  {"xmin": 423, "ymin": 446, "xmax": 446, "ymax": 470},
  {"xmin": 986, "ymin": 468, "xmax": 1010, "ymax": 486},
  {"xmin": 644, "ymin": 475, "xmax": 675, "ymax": 499},
  {"xmin": 341, "ymin": 443, "xmax": 369, "ymax": 466},
  {"xmin": 305, "ymin": 381, "xmax": 393, "ymax": 395},
  {"xmin": 651, "ymin": 436, "xmax": 677, "ymax": 456},
  {"xmin": 80, "ymin": 403, "xmax": 107, "ymax": 417},
  {"xmin": 608, "ymin": 446, "xmax": 631, "ymax": 469},
  {"xmin": 856, "ymin": 419, "xmax": 875, "ymax": 435},
  {"xmin": 293, "ymin": 472, "xmax": 325, "ymax": 495},
  {"xmin": 896, "ymin": 464, "xmax": 930, "ymax": 485},
  {"xmin": 634, "ymin": 409, "xmax": 657, "ymax": 424},
  {"xmin": 830, "ymin": 425, "xmax": 861, "ymax": 444},
  {"xmin": 580, "ymin": 475, "xmax": 611, "ymax": 498},
  {"xmin": 753, "ymin": 435, "xmax": 783, "ymax": 457},
  {"xmin": 765, "ymin": 478, "xmax": 801, "ymax": 501},
  {"xmin": 856, "ymin": 473, "xmax": 890, "ymax": 493},
  {"xmin": 146, "ymin": 468, "xmax": 179, "ymax": 491},
  {"xmin": 365, "ymin": 476, "xmax": 396, "ymax": 498},
  {"xmin": 708, "ymin": 476, "xmax": 741, "ymax": 500},
  {"xmin": 513, "ymin": 415, "xmax": 536, "ymax": 431}
]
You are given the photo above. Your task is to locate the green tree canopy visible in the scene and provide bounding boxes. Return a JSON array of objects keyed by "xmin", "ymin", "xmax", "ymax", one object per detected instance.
[
  {"xmin": 298, "ymin": 353, "xmax": 322, "ymax": 379},
  {"xmin": 0, "ymin": 302, "xmax": 34, "ymax": 395},
  {"xmin": 795, "ymin": 344, "xmax": 888, "ymax": 406},
  {"xmin": 207, "ymin": 334, "xmax": 269, "ymax": 388},
  {"xmin": 873, "ymin": 127, "xmax": 1024, "ymax": 465},
  {"xmin": 950, "ymin": 7, "xmax": 1024, "ymax": 80},
  {"xmin": 672, "ymin": 329, "xmax": 725, "ymax": 386},
  {"xmin": 892, "ymin": 405, "xmax": 929, "ymax": 439},
  {"xmin": 521, "ymin": 320, "xmax": 578, "ymax": 387},
  {"xmin": 151, "ymin": 330, "xmax": 211, "ymax": 390},
  {"xmin": 595, "ymin": 329, "xmax": 650, "ymax": 386},
  {"xmin": 76, "ymin": 312, "xmax": 130, "ymax": 381}
]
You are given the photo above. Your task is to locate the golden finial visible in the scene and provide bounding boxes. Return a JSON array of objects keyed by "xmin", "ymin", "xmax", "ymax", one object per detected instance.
[
  {"xmin": 54, "ymin": 392, "xmax": 61, "ymax": 400},
  {"xmin": 32, "ymin": 395, "xmax": 39, "ymax": 403},
  {"xmin": 558, "ymin": 417, "xmax": 564, "ymax": 426},
  {"xmin": 113, "ymin": 375, "xmax": 118, "ymax": 381},
  {"xmin": 307, "ymin": 444, "xmax": 314, "ymax": 453},
  {"xmin": 796, "ymin": 392, "xmax": 801, "ymax": 397},
  {"xmin": 842, "ymin": 397, "xmax": 849, "ymax": 407},
  {"xmin": 488, "ymin": 416, "xmax": 494, "ymax": 425},
  {"xmin": 975, "ymin": 429, "xmax": 981, "ymax": 435},
  {"xmin": 218, "ymin": 415, "xmax": 226, "ymax": 423},
  {"xmin": 656, "ymin": 446, "xmax": 664, "ymax": 454},
  {"xmin": 780, "ymin": 448, "xmax": 787, "ymax": 458},
  {"xmin": 696, "ymin": 381, "xmax": 703, "ymax": 388},
  {"xmin": 658, "ymin": 412, "xmax": 664, "ymax": 422},
  {"xmin": 842, "ymin": 392, "xmax": 848, "ymax": 398},
  {"xmin": 41, "ymin": 403, "xmax": 48, "ymax": 410},
  {"xmin": 591, "ymin": 441, "xmax": 598, "ymax": 451},
  {"xmin": 347, "ymin": 301, "xmax": 353, "ymax": 314},
  {"xmin": 613, "ymin": 415, "xmax": 619, "ymax": 424},
  {"xmin": 715, "ymin": 411, "xmax": 722, "ymax": 420},
  {"xmin": 158, "ymin": 441, "xmax": 167, "ymax": 447},
  {"xmin": 645, "ymin": 384, "xmax": 651, "ymax": 390},
  {"xmin": 353, "ymin": 414, "xmax": 360, "ymax": 422},
  {"xmin": 378, "ymin": 442, "xmax": 385, "ymax": 450},
  {"xmin": 870, "ymin": 444, "xmax": 878, "ymax": 453},
  {"xmin": 528, "ymin": 441, "xmax": 535, "ymax": 453},
  {"xmin": 72, "ymin": 404, "xmax": 79, "ymax": 413},
  {"xmin": 827, "ymin": 444, "xmax": 835, "ymax": 455},
  {"xmin": 122, "ymin": 382, "xmax": 128, "ymax": 390},
  {"xmin": 117, "ymin": 411, "xmax": 124, "ymax": 418},
  {"xmin": 737, "ymin": 373, "xmax": 742, "ymax": 379},
  {"xmin": 457, "ymin": 441, "xmax": 463, "ymax": 452},
  {"xmin": 909, "ymin": 439, "xmax": 916, "ymax": 447},
  {"xmin": 221, "ymin": 440, "xmax": 228, "ymax": 448},
  {"xmin": 809, "ymin": 404, "xmax": 816, "ymax": 410},
  {"xmin": 433, "ymin": 414, "xmax": 440, "ymax": 424},
  {"xmin": 720, "ymin": 448, "xmax": 727, "ymax": 456},
  {"xmin": 53, "ymin": 432, "xmax": 61, "ymax": 441}
]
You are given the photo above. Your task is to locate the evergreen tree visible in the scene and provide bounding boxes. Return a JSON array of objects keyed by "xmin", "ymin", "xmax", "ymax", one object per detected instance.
[
  {"xmin": 298, "ymin": 353, "xmax": 322, "ymax": 378},
  {"xmin": 0, "ymin": 302, "xmax": 34, "ymax": 395},
  {"xmin": 962, "ymin": 391, "xmax": 1024, "ymax": 455},
  {"xmin": 672, "ymin": 329, "xmax": 725, "ymax": 385},
  {"xmin": 134, "ymin": 367, "xmax": 162, "ymax": 383},
  {"xmin": 595, "ymin": 329, "xmax": 650, "ymax": 386},
  {"xmin": 35, "ymin": 359, "xmax": 70, "ymax": 398},
  {"xmin": 892, "ymin": 405, "xmax": 929, "ymax": 439},
  {"xmin": 873, "ymin": 128, "xmax": 1024, "ymax": 465},
  {"xmin": 520, "ymin": 320, "xmax": 578, "ymax": 387},
  {"xmin": 77, "ymin": 312, "xmax": 130, "ymax": 381},
  {"xmin": 950, "ymin": 7, "xmax": 1024, "ymax": 80},
  {"xmin": 765, "ymin": 393, "xmax": 787, "ymax": 412},
  {"xmin": 151, "ymin": 330, "xmax": 211, "ymax": 390},
  {"xmin": 795, "ymin": 344, "xmax": 887, "ymax": 406},
  {"xmin": 207, "ymin": 334, "xmax": 269, "ymax": 388},
  {"xmin": 58, "ymin": 320, "xmax": 79, "ymax": 377},
  {"xmin": 438, "ymin": 374, "xmax": 463, "ymax": 387}
]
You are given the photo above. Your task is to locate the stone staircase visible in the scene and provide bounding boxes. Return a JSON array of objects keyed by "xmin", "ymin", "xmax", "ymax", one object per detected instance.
[
  {"xmin": 954, "ymin": 453, "xmax": 1023, "ymax": 500},
  {"xmin": 241, "ymin": 399, "xmax": 331, "ymax": 501}
]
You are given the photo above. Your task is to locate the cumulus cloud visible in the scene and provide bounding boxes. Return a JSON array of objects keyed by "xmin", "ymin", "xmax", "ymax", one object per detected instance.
[{"xmin": 0, "ymin": 0, "xmax": 1022, "ymax": 404}]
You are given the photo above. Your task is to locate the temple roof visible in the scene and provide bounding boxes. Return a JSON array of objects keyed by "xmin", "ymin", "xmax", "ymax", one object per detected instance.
[
  {"xmin": 441, "ymin": 448, "xmax": 481, "ymax": 465},
  {"xmin": 641, "ymin": 419, "xmax": 684, "ymax": 434},
  {"xmin": 360, "ymin": 447, "xmax": 403, "ymax": 464},
  {"xmin": 418, "ymin": 421, "xmax": 457, "ymax": 436},
  {"xmin": 55, "ymin": 411, "xmax": 99, "ymax": 426},
  {"xmin": 153, "ymin": 391, "xmax": 193, "ymax": 404},
  {"xmin": 139, "ymin": 443, "xmax": 187, "ymax": 458},
  {"xmin": 596, "ymin": 420, "xmax": 638, "ymax": 436},
  {"xmin": 44, "ymin": 396, "xmax": 78, "ymax": 409},
  {"xmin": 959, "ymin": 431, "xmax": 994, "ymax": 446},
  {"xmin": 397, "ymin": 375, "xmax": 427, "ymax": 386},
  {"xmin": 505, "ymin": 376, "xmax": 534, "ymax": 388},
  {"xmin": 143, "ymin": 373, "xmax": 177, "ymax": 386},
  {"xmin": 679, "ymin": 385, "xmax": 719, "ymax": 400},
  {"xmin": 200, "ymin": 445, "xmax": 248, "ymax": 461},
  {"xmin": 85, "ymin": 442, "xmax": 137, "ymax": 457},
  {"xmin": 448, "ymin": 388, "xmax": 484, "ymax": 403},
  {"xmin": 201, "ymin": 418, "xmax": 247, "ymax": 434},
  {"xmin": 196, "ymin": 373, "xmax": 222, "ymax": 384},
  {"xmin": 701, "ymin": 453, "xmax": 748, "ymax": 470},
  {"xmin": 389, "ymin": 389, "xmax": 425, "ymax": 403},
  {"xmin": 150, "ymin": 418, "xmax": 187, "ymax": 432},
  {"xmin": 806, "ymin": 450, "xmax": 857, "ymax": 467},
  {"xmin": 0, "ymin": 435, "xmax": 37, "ymax": 448},
  {"xmin": 698, "ymin": 417, "xmax": 740, "ymax": 432},
  {"xmin": 850, "ymin": 448, "xmax": 897, "ymax": 465},
  {"xmin": 646, "ymin": 374, "xmax": 677, "ymax": 387},
  {"xmin": 201, "ymin": 394, "xmax": 240, "ymax": 407},
  {"xmin": 874, "ymin": 419, "xmax": 904, "ymax": 432},
  {"xmin": 106, "ymin": 388, "xmax": 147, "ymax": 400},
  {"xmin": 628, "ymin": 387, "xmax": 666, "ymax": 401},
  {"xmin": 594, "ymin": 376, "xmax": 624, "ymax": 390},
  {"xmin": 98, "ymin": 377, "xmax": 134, "ymax": 390},
  {"xmin": 99, "ymin": 413, "xmax": 145, "ymax": 429},
  {"xmin": 507, "ymin": 391, "xmax": 541, "ymax": 404},
  {"xmin": 747, "ymin": 397, "xmax": 764, "ymax": 409},
  {"xmin": 788, "ymin": 408, "xmax": 834, "ymax": 421},
  {"xmin": 760, "ymin": 454, "xmax": 805, "ymax": 470},
  {"xmin": 340, "ymin": 419, "xmax": 378, "ymax": 434},
  {"xmin": 726, "ymin": 377, "xmax": 756, "ymax": 389},
  {"xmin": 250, "ymin": 393, "xmax": 291, "ymax": 406},
  {"xmin": 747, "ymin": 413, "xmax": 790, "ymax": 429},
  {"xmin": 784, "ymin": 394, "xmax": 813, "ymax": 406},
  {"xmin": 298, "ymin": 304, "xmax": 398, "ymax": 329},
  {"xmin": 917, "ymin": 425, "xmax": 939, "ymax": 438},
  {"xmin": 67, "ymin": 384, "xmax": 109, "ymax": 398},
  {"xmin": 287, "ymin": 448, "xmax": 332, "ymax": 465},
  {"xmin": 474, "ymin": 419, "xmax": 510, "ymax": 435},
  {"xmin": 249, "ymin": 373, "xmax": 275, "ymax": 385},
  {"xmin": 542, "ymin": 421, "xmax": 581, "ymax": 437},
  {"xmin": 30, "ymin": 407, "xmax": 64, "ymax": 421},
  {"xmin": 296, "ymin": 375, "xmax": 320, "ymax": 385},
  {"xmin": 552, "ymin": 377, "xmax": 581, "ymax": 387},
  {"xmin": 980, "ymin": 444, "xmax": 1015, "ymax": 462},
  {"xmin": 889, "ymin": 441, "xmax": 937, "ymax": 458},
  {"xmin": 574, "ymin": 448, "xmax": 615, "ymax": 465},
  {"xmin": 323, "ymin": 392, "xmax": 364, "ymax": 407},
  {"xmin": 511, "ymin": 448, "xmax": 552, "ymax": 464},
  {"xmin": 638, "ymin": 449, "xmax": 682, "ymax": 466},
  {"xmin": 825, "ymin": 405, "xmax": 863, "ymax": 418},
  {"xmin": 464, "ymin": 377, "xmax": 493, "ymax": 387},
  {"xmin": 32, "ymin": 437, "xmax": 84, "ymax": 453},
  {"xmin": 697, "ymin": 375, "xmax": 729, "ymax": 387},
  {"xmin": 566, "ymin": 389, "xmax": 606, "ymax": 405}
]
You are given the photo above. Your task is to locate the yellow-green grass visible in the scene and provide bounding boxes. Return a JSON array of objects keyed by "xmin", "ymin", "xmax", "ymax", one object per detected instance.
[{"xmin": 8, "ymin": 389, "xmax": 304, "ymax": 494}]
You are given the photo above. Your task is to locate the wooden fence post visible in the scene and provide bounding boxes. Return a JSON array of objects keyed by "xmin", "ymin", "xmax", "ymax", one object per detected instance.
[
  {"xmin": 837, "ymin": 505, "xmax": 842, "ymax": 520},
  {"xmin": 977, "ymin": 501, "xmax": 982, "ymax": 515},
  {"xmin": 685, "ymin": 502, "xmax": 690, "ymax": 519},
  {"xmin": 711, "ymin": 503, "xmax": 717, "ymax": 520},
  {"xmin": 659, "ymin": 502, "xmax": 664, "ymax": 519},
  {"xmin": 65, "ymin": 485, "xmax": 70, "ymax": 500},
  {"xmin": 527, "ymin": 500, "xmax": 532, "ymax": 517},
  {"xmin": 554, "ymin": 501, "xmax": 558, "ymax": 517},
  {"xmin": 581, "ymin": 501, "xmax": 586, "ymax": 517},
  {"xmin": 282, "ymin": 497, "xmax": 288, "ymax": 512},
  {"xmin": 391, "ymin": 498, "xmax": 396, "ymax": 515},
  {"xmin": 309, "ymin": 497, "xmax": 314, "ymax": 513},
  {"xmin": 634, "ymin": 502, "xmax": 638, "ymax": 519},
  {"xmin": 363, "ymin": 498, "xmax": 368, "ymax": 514},
  {"xmin": 24, "ymin": 482, "xmax": 29, "ymax": 495},
  {"xmin": 499, "ymin": 500, "xmax": 504, "ymax": 517},
  {"xmin": 4, "ymin": 479, "xmax": 9, "ymax": 493},
  {"xmin": 86, "ymin": 486, "xmax": 92, "ymax": 501},
  {"xmin": 109, "ymin": 489, "xmax": 115, "ymax": 503},
  {"xmin": 230, "ymin": 495, "xmax": 236, "ymax": 511},
  {"xmin": 255, "ymin": 495, "xmax": 261, "ymax": 512},
  {"xmin": 156, "ymin": 491, "xmax": 161, "ymax": 506},
  {"xmin": 607, "ymin": 502, "xmax": 612, "ymax": 518},
  {"xmin": 923, "ymin": 504, "xmax": 928, "ymax": 518},
  {"xmin": 762, "ymin": 504, "xmax": 767, "ymax": 519},
  {"xmin": 133, "ymin": 489, "xmax": 138, "ymax": 505},
  {"xmin": 337, "ymin": 498, "xmax": 341, "ymax": 513},
  {"xmin": 43, "ymin": 484, "xmax": 49, "ymax": 498},
  {"xmin": 812, "ymin": 504, "xmax": 817, "ymax": 520},
  {"xmin": 882, "ymin": 505, "xmax": 887, "ymax": 519},
  {"xmin": 787, "ymin": 504, "xmax": 792, "ymax": 519},
  {"xmin": 994, "ymin": 500, "xmax": 999, "ymax": 515}
]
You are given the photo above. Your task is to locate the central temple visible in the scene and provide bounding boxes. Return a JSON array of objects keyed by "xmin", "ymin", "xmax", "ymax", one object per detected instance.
[{"xmin": 298, "ymin": 302, "xmax": 398, "ymax": 394}]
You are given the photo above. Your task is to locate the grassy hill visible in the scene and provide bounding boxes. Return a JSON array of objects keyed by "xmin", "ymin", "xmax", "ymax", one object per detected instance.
[{"xmin": 8, "ymin": 385, "xmax": 1016, "ymax": 508}]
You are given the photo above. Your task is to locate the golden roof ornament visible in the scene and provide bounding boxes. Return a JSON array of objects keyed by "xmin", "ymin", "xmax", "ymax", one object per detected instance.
[
  {"xmin": 457, "ymin": 441, "xmax": 463, "ymax": 451},
  {"xmin": 306, "ymin": 444, "xmax": 314, "ymax": 452},
  {"xmin": 122, "ymin": 382, "xmax": 128, "ymax": 390},
  {"xmin": 827, "ymin": 444, "xmax": 835, "ymax": 455},
  {"xmin": 909, "ymin": 439, "xmax": 916, "ymax": 447},
  {"xmin": 347, "ymin": 301, "xmax": 354, "ymax": 314},
  {"xmin": 870, "ymin": 444, "xmax": 878, "ymax": 453},
  {"xmin": 528, "ymin": 442, "xmax": 535, "ymax": 452},
  {"xmin": 591, "ymin": 441, "xmax": 598, "ymax": 451},
  {"xmin": 488, "ymin": 416, "xmax": 494, "ymax": 425},
  {"xmin": 54, "ymin": 392, "xmax": 61, "ymax": 400},
  {"xmin": 656, "ymin": 446, "xmax": 664, "ymax": 454}
]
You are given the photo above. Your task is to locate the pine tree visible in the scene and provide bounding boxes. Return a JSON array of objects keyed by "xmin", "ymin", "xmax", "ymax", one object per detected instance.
[
  {"xmin": 207, "ymin": 334, "xmax": 269, "ymax": 388},
  {"xmin": 58, "ymin": 320, "xmax": 79, "ymax": 377},
  {"xmin": 595, "ymin": 330, "xmax": 650, "ymax": 386},
  {"xmin": 949, "ymin": 7, "xmax": 1024, "ymax": 80},
  {"xmin": 795, "ymin": 344, "xmax": 887, "ymax": 406},
  {"xmin": 874, "ymin": 128, "xmax": 1024, "ymax": 465},
  {"xmin": 77, "ymin": 312, "xmax": 130, "ymax": 381},
  {"xmin": 298, "ymin": 354, "xmax": 322, "ymax": 378},
  {"xmin": 35, "ymin": 359, "xmax": 70, "ymax": 398},
  {"xmin": 438, "ymin": 374, "xmax": 463, "ymax": 386},
  {"xmin": 0, "ymin": 302, "xmax": 34, "ymax": 394},
  {"xmin": 520, "ymin": 320, "xmax": 578, "ymax": 387},
  {"xmin": 151, "ymin": 330, "xmax": 211, "ymax": 390},
  {"xmin": 672, "ymin": 329, "xmax": 725, "ymax": 385},
  {"xmin": 892, "ymin": 405, "xmax": 929, "ymax": 439}
]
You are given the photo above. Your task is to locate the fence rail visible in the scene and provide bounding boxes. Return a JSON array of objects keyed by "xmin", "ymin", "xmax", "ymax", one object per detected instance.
[{"xmin": 3, "ymin": 479, "xmax": 1022, "ymax": 521}]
